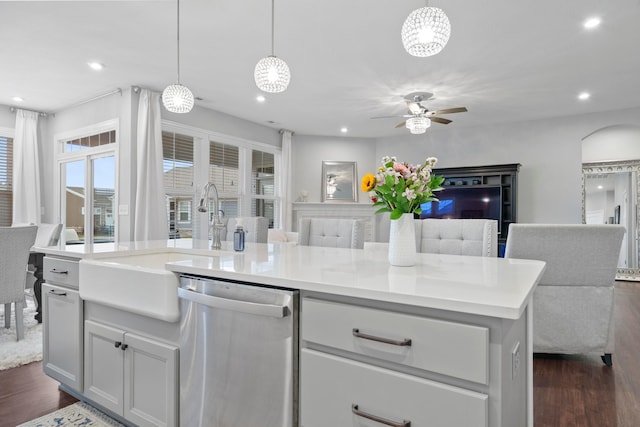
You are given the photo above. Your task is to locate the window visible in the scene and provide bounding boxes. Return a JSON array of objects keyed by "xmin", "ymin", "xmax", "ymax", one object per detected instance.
[
  {"xmin": 162, "ymin": 125, "xmax": 281, "ymax": 239},
  {"xmin": 56, "ymin": 121, "xmax": 117, "ymax": 244},
  {"xmin": 0, "ymin": 135, "xmax": 13, "ymax": 226},
  {"xmin": 251, "ymin": 150, "xmax": 277, "ymax": 228},
  {"xmin": 163, "ymin": 131, "xmax": 194, "ymax": 238}
]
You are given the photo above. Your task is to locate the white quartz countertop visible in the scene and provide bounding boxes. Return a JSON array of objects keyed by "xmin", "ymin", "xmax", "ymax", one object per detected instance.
[{"xmin": 36, "ymin": 239, "xmax": 545, "ymax": 320}]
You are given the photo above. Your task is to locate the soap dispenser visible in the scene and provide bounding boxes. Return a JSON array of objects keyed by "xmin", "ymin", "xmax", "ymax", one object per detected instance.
[{"xmin": 233, "ymin": 222, "xmax": 245, "ymax": 252}]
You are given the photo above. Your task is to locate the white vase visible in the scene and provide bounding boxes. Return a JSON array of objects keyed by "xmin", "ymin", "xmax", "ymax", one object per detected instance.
[{"xmin": 388, "ymin": 213, "xmax": 416, "ymax": 267}]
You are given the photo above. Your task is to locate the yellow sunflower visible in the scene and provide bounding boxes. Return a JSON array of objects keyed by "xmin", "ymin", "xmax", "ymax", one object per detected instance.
[{"xmin": 361, "ymin": 173, "xmax": 376, "ymax": 192}]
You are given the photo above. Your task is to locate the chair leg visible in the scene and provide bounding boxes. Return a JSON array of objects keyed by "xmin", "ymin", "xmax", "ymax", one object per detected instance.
[
  {"xmin": 601, "ymin": 353, "xmax": 613, "ymax": 367},
  {"xmin": 15, "ymin": 301, "xmax": 24, "ymax": 341},
  {"xmin": 4, "ymin": 303, "xmax": 10, "ymax": 329}
]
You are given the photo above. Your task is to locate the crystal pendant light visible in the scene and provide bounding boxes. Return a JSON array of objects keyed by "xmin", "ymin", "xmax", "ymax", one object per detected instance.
[
  {"xmin": 162, "ymin": 0, "xmax": 194, "ymax": 113},
  {"xmin": 401, "ymin": 5, "xmax": 451, "ymax": 57},
  {"xmin": 254, "ymin": 0, "xmax": 290, "ymax": 93},
  {"xmin": 406, "ymin": 117, "xmax": 431, "ymax": 134}
]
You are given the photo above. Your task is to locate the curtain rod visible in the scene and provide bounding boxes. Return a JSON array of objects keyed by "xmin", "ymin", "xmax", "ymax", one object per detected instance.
[
  {"xmin": 61, "ymin": 88, "xmax": 123, "ymax": 110},
  {"xmin": 9, "ymin": 106, "xmax": 48, "ymax": 117}
]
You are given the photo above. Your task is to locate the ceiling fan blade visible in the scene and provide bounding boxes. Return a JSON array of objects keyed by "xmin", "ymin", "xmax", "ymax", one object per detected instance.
[
  {"xmin": 430, "ymin": 107, "xmax": 468, "ymax": 115},
  {"xmin": 371, "ymin": 114, "xmax": 412, "ymax": 119},
  {"xmin": 430, "ymin": 117, "xmax": 452, "ymax": 125},
  {"xmin": 395, "ymin": 121, "xmax": 407, "ymax": 128}
]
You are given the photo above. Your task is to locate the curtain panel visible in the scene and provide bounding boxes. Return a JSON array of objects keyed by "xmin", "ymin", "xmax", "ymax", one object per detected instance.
[
  {"xmin": 12, "ymin": 109, "xmax": 41, "ymax": 225},
  {"xmin": 134, "ymin": 89, "xmax": 168, "ymax": 241}
]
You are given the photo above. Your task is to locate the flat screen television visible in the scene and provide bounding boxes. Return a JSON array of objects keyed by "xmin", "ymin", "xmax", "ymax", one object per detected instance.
[{"xmin": 419, "ymin": 186, "xmax": 502, "ymax": 231}]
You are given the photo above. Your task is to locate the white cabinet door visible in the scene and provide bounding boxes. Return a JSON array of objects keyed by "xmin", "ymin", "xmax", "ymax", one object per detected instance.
[
  {"xmin": 124, "ymin": 333, "xmax": 178, "ymax": 427},
  {"xmin": 300, "ymin": 348, "xmax": 488, "ymax": 427},
  {"xmin": 84, "ymin": 320, "xmax": 125, "ymax": 415},
  {"xmin": 42, "ymin": 283, "xmax": 83, "ymax": 392}
]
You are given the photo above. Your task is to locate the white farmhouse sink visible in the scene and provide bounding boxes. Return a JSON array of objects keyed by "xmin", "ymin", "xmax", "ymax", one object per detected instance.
[{"xmin": 79, "ymin": 251, "xmax": 211, "ymax": 322}]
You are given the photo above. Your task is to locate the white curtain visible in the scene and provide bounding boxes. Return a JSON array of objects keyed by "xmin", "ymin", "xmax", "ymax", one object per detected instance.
[
  {"xmin": 280, "ymin": 130, "xmax": 293, "ymax": 230},
  {"xmin": 134, "ymin": 89, "xmax": 168, "ymax": 241},
  {"xmin": 12, "ymin": 109, "xmax": 41, "ymax": 225}
]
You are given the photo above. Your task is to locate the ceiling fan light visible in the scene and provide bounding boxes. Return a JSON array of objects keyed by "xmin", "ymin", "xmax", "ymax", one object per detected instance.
[
  {"xmin": 402, "ymin": 7, "xmax": 451, "ymax": 57},
  {"xmin": 162, "ymin": 83, "xmax": 194, "ymax": 113},
  {"xmin": 406, "ymin": 117, "xmax": 431, "ymax": 134},
  {"xmin": 255, "ymin": 56, "xmax": 291, "ymax": 93}
]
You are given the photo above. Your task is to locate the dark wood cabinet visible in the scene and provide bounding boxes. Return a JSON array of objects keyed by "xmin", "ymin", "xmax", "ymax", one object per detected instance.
[{"xmin": 433, "ymin": 164, "xmax": 520, "ymax": 247}]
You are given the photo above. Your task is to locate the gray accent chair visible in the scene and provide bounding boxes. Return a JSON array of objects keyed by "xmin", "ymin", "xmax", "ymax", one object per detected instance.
[
  {"xmin": 0, "ymin": 225, "xmax": 38, "ymax": 341},
  {"xmin": 221, "ymin": 217, "xmax": 269, "ymax": 243},
  {"xmin": 415, "ymin": 218, "xmax": 498, "ymax": 257},
  {"xmin": 298, "ymin": 218, "xmax": 365, "ymax": 249},
  {"xmin": 504, "ymin": 224, "xmax": 625, "ymax": 365}
]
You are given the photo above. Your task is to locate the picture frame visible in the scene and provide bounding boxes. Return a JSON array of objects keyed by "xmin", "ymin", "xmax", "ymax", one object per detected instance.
[{"xmin": 321, "ymin": 161, "xmax": 358, "ymax": 203}]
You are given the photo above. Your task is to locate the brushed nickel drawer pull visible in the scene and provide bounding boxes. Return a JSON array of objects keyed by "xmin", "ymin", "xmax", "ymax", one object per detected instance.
[
  {"xmin": 50, "ymin": 268, "xmax": 69, "ymax": 274},
  {"xmin": 352, "ymin": 404, "xmax": 411, "ymax": 427},
  {"xmin": 352, "ymin": 328, "xmax": 412, "ymax": 347}
]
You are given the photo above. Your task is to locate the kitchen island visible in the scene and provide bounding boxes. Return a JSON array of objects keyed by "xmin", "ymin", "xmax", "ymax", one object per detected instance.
[{"xmin": 37, "ymin": 239, "xmax": 545, "ymax": 427}]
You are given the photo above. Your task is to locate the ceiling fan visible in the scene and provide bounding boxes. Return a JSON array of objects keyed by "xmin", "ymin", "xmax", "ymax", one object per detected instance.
[{"xmin": 372, "ymin": 92, "xmax": 468, "ymax": 133}]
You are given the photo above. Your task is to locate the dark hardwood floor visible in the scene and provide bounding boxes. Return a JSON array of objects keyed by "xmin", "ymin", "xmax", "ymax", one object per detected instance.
[
  {"xmin": 1, "ymin": 282, "xmax": 639, "ymax": 426},
  {"xmin": 533, "ymin": 281, "xmax": 640, "ymax": 427},
  {"xmin": 0, "ymin": 361, "xmax": 77, "ymax": 427}
]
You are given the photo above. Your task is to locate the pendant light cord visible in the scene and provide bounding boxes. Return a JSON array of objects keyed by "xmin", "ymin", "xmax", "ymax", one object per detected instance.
[
  {"xmin": 271, "ymin": 0, "xmax": 275, "ymax": 56},
  {"xmin": 176, "ymin": 0, "xmax": 181, "ymax": 84}
]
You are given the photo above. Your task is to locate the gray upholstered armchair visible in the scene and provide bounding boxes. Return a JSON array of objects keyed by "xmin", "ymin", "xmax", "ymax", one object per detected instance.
[
  {"xmin": 298, "ymin": 218, "xmax": 364, "ymax": 249},
  {"xmin": 504, "ymin": 224, "xmax": 625, "ymax": 365},
  {"xmin": 221, "ymin": 217, "xmax": 269, "ymax": 243},
  {"xmin": 415, "ymin": 218, "xmax": 498, "ymax": 257}
]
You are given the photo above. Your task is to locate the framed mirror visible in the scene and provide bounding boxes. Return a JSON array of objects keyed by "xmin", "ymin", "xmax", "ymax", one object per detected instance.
[
  {"xmin": 321, "ymin": 161, "xmax": 358, "ymax": 203},
  {"xmin": 583, "ymin": 160, "xmax": 640, "ymax": 281}
]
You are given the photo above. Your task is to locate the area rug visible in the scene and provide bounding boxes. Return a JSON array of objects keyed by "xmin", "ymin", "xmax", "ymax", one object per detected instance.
[
  {"xmin": 17, "ymin": 402, "xmax": 125, "ymax": 427},
  {"xmin": 0, "ymin": 299, "xmax": 43, "ymax": 370}
]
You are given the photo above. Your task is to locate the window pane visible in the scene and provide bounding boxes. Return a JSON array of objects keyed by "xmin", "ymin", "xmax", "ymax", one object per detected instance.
[
  {"xmin": 209, "ymin": 141, "xmax": 239, "ymax": 194},
  {"xmin": 168, "ymin": 195, "xmax": 193, "ymax": 238},
  {"xmin": 163, "ymin": 132, "xmax": 193, "ymax": 190},
  {"xmin": 65, "ymin": 160, "xmax": 85, "ymax": 242},
  {"xmin": 251, "ymin": 198, "xmax": 277, "ymax": 228},
  {"xmin": 0, "ymin": 136, "xmax": 13, "ymax": 226},
  {"xmin": 65, "ymin": 130, "xmax": 116, "ymax": 152},
  {"xmin": 93, "ymin": 156, "xmax": 115, "ymax": 243},
  {"xmin": 252, "ymin": 150, "xmax": 274, "ymax": 196}
]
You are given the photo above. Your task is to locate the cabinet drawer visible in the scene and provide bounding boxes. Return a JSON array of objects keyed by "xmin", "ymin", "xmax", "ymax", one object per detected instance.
[
  {"xmin": 300, "ymin": 349, "xmax": 488, "ymax": 427},
  {"xmin": 44, "ymin": 257, "xmax": 79, "ymax": 289},
  {"xmin": 302, "ymin": 298, "xmax": 489, "ymax": 384}
]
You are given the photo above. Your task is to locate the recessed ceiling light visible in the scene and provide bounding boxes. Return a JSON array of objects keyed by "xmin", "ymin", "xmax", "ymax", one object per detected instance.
[
  {"xmin": 578, "ymin": 92, "xmax": 591, "ymax": 100},
  {"xmin": 597, "ymin": 185, "xmax": 603, "ymax": 190},
  {"xmin": 584, "ymin": 17, "xmax": 601, "ymax": 29},
  {"xmin": 12, "ymin": 96, "xmax": 23, "ymax": 102},
  {"xmin": 340, "ymin": 127, "xmax": 348, "ymax": 133},
  {"xmin": 256, "ymin": 95, "xmax": 266, "ymax": 103},
  {"xmin": 88, "ymin": 62, "xmax": 104, "ymax": 71}
]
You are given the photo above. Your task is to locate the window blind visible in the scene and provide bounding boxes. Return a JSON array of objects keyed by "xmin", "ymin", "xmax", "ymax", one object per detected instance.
[
  {"xmin": 209, "ymin": 141, "xmax": 239, "ymax": 194},
  {"xmin": 0, "ymin": 136, "xmax": 13, "ymax": 226},
  {"xmin": 163, "ymin": 131, "xmax": 194, "ymax": 190}
]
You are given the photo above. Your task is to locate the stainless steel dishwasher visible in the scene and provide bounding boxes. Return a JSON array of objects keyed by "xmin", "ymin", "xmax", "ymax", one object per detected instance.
[{"xmin": 178, "ymin": 275, "xmax": 298, "ymax": 427}]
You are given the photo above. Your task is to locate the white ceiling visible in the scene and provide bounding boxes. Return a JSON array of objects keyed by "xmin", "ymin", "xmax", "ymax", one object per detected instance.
[{"xmin": 2, "ymin": 0, "xmax": 640, "ymax": 138}]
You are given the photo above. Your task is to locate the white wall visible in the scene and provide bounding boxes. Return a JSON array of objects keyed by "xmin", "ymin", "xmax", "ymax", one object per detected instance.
[
  {"xmin": 291, "ymin": 135, "xmax": 376, "ymax": 203},
  {"xmin": 582, "ymin": 124, "xmax": 640, "ymax": 163},
  {"xmin": 371, "ymin": 106, "xmax": 640, "ymax": 224}
]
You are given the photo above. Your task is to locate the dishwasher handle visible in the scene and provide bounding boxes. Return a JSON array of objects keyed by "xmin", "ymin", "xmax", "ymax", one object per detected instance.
[{"xmin": 178, "ymin": 286, "xmax": 289, "ymax": 318}]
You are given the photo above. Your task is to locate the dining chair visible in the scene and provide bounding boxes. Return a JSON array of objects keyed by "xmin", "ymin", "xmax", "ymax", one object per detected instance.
[
  {"xmin": 504, "ymin": 223, "xmax": 625, "ymax": 365},
  {"xmin": 221, "ymin": 217, "xmax": 269, "ymax": 243},
  {"xmin": 415, "ymin": 218, "xmax": 498, "ymax": 257},
  {"xmin": 0, "ymin": 225, "xmax": 38, "ymax": 341},
  {"xmin": 298, "ymin": 218, "xmax": 365, "ymax": 249},
  {"xmin": 26, "ymin": 223, "xmax": 63, "ymax": 304}
]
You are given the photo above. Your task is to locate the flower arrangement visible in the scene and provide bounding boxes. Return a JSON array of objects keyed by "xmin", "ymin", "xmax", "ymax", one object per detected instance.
[{"xmin": 361, "ymin": 156, "xmax": 444, "ymax": 220}]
